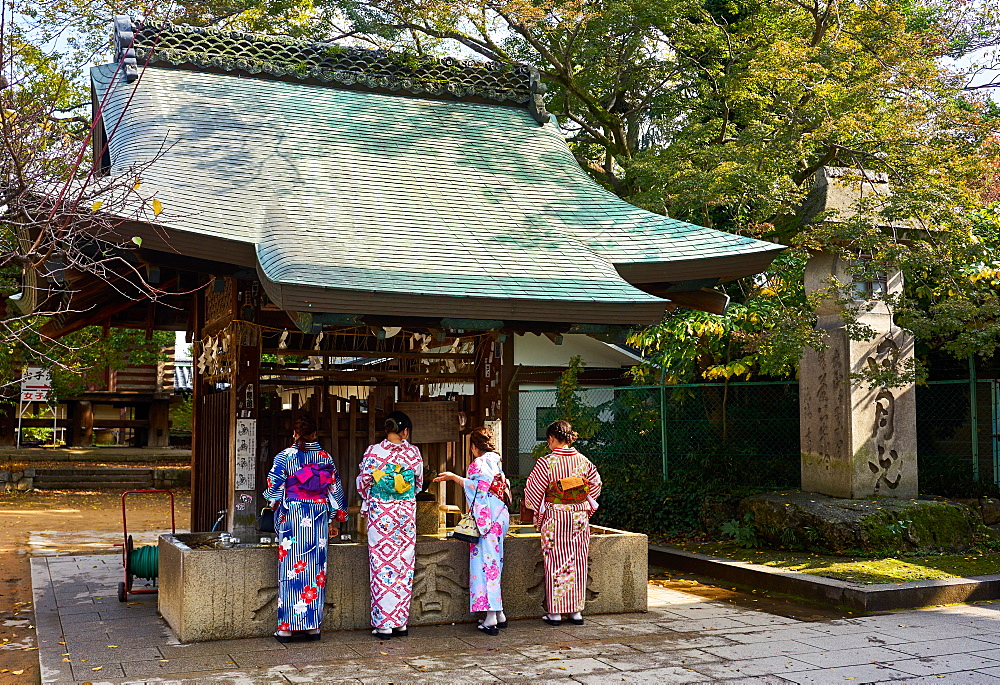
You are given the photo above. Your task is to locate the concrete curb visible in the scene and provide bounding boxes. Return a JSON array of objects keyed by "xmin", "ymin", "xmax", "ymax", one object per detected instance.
[{"xmin": 649, "ymin": 544, "xmax": 1000, "ymax": 613}]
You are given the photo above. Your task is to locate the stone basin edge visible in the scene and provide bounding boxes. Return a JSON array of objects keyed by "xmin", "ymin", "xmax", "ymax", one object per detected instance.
[{"xmin": 648, "ymin": 544, "xmax": 1000, "ymax": 613}]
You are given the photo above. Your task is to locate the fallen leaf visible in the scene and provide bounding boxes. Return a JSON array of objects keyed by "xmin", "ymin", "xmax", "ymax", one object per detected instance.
[
  {"xmin": 12, "ymin": 671, "xmax": 24, "ymax": 676},
  {"xmin": 92, "ymin": 666, "xmax": 103, "ymax": 671},
  {"xmin": 107, "ymin": 645, "xmax": 118, "ymax": 648},
  {"xmin": 62, "ymin": 658, "xmax": 71, "ymax": 662}
]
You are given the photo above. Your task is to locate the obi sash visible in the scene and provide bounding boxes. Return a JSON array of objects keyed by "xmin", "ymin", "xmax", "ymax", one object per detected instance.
[
  {"xmin": 544, "ymin": 479, "xmax": 589, "ymax": 505},
  {"xmin": 371, "ymin": 463, "xmax": 416, "ymax": 500},
  {"xmin": 285, "ymin": 462, "xmax": 336, "ymax": 501}
]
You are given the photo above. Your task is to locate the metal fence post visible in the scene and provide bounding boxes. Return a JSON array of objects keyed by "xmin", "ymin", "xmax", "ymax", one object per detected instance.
[
  {"xmin": 970, "ymin": 354, "xmax": 980, "ymax": 482},
  {"xmin": 659, "ymin": 382, "xmax": 668, "ymax": 481}
]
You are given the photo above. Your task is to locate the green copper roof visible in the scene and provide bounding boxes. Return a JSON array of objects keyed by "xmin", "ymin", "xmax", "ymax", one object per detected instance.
[{"xmin": 91, "ymin": 24, "xmax": 783, "ymax": 325}]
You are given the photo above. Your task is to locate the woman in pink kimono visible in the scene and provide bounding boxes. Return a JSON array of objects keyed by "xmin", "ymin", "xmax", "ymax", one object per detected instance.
[
  {"xmin": 434, "ymin": 426, "xmax": 511, "ymax": 635},
  {"xmin": 523, "ymin": 420, "xmax": 602, "ymax": 626},
  {"xmin": 357, "ymin": 411, "xmax": 423, "ymax": 639}
]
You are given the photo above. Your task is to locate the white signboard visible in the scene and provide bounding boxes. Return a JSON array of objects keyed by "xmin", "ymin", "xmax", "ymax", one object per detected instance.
[
  {"xmin": 20, "ymin": 367, "xmax": 52, "ymax": 403},
  {"xmin": 235, "ymin": 418, "xmax": 257, "ymax": 490}
]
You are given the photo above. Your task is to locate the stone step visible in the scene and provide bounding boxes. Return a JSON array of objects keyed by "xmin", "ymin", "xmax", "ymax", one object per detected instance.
[{"xmin": 36, "ymin": 468, "xmax": 155, "ymax": 476}]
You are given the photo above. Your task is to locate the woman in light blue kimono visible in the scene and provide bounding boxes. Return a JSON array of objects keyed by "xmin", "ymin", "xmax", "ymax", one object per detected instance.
[
  {"xmin": 434, "ymin": 427, "xmax": 510, "ymax": 635},
  {"xmin": 263, "ymin": 414, "xmax": 347, "ymax": 643}
]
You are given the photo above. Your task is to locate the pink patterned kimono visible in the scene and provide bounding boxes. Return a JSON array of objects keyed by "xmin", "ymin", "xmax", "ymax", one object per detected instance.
[{"xmin": 357, "ymin": 439, "xmax": 424, "ymax": 629}]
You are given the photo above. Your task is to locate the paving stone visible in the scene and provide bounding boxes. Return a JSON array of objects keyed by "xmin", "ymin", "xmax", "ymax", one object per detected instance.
[
  {"xmin": 883, "ymin": 673, "xmax": 1000, "ymax": 684},
  {"xmin": 515, "ymin": 640, "xmax": 640, "ymax": 660},
  {"xmin": 347, "ymin": 635, "xmax": 473, "ymax": 657},
  {"xmin": 284, "ymin": 659, "xmax": 414, "ymax": 682},
  {"xmin": 890, "ymin": 636, "xmax": 1000, "ymax": 657},
  {"xmin": 705, "ymin": 626, "xmax": 824, "ymax": 645},
  {"xmin": 157, "ymin": 636, "xmax": 286, "ymax": 659},
  {"xmin": 628, "ymin": 634, "xmax": 735, "ymax": 652},
  {"xmin": 139, "ymin": 666, "xmax": 297, "ymax": 683},
  {"xmin": 483, "ymin": 656, "xmax": 617, "ymax": 679},
  {"xmin": 407, "ymin": 649, "xmax": 535, "ymax": 672},
  {"xmin": 122, "ymin": 654, "xmax": 244, "ymax": 677},
  {"xmin": 661, "ymin": 617, "xmax": 756, "ymax": 633},
  {"xmin": 788, "ymin": 644, "xmax": 912, "ymax": 669},
  {"xmin": 690, "ymin": 655, "xmax": 816, "ymax": 679},
  {"xmin": 573, "ymin": 665, "xmax": 707, "ymax": 683},
  {"xmin": 702, "ymin": 640, "xmax": 819, "ymax": 660},
  {"xmin": 890, "ymin": 652, "xmax": 1000, "ymax": 676},
  {"xmin": 594, "ymin": 651, "xmax": 720, "ymax": 671},
  {"xmin": 61, "ymin": 644, "xmax": 162, "ymax": 665},
  {"xmin": 795, "ymin": 631, "xmax": 910, "ymax": 650},
  {"xmin": 779, "ymin": 663, "xmax": 931, "ymax": 683},
  {"xmin": 70, "ymin": 661, "xmax": 126, "ymax": 680}
]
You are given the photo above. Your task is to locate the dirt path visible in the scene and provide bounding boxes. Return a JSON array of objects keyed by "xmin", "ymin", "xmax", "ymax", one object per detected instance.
[{"xmin": 0, "ymin": 490, "xmax": 190, "ymax": 684}]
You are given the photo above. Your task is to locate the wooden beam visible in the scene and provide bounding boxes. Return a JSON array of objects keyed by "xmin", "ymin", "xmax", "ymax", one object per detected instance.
[
  {"xmin": 259, "ymin": 369, "xmax": 476, "ymax": 381},
  {"xmin": 260, "ymin": 349, "xmax": 475, "ymax": 360}
]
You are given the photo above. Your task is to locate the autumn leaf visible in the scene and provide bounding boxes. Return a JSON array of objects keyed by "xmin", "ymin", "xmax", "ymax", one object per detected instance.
[
  {"xmin": 91, "ymin": 201, "xmax": 103, "ymax": 211},
  {"xmin": 152, "ymin": 198, "xmax": 163, "ymax": 215}
]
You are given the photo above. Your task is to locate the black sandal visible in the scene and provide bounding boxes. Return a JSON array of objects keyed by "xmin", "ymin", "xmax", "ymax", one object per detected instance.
[
  {"xmin": 477, "ymin": 623, "xmax": 499, "ymax": 636},
  {"xmin": 306, "ymin": 630, "xmax": 322, "ymax": 640},
  {"xmin": 541, "ymin": 616, "xmax": 562, "ymax": 627},
  {"xmin": 496, "ymin": 620, "xmax": 508, "ymax": 629},
  {"xmin": 570, "ymin": 617, "xmax": 584, "ymax": 625},
  {"xmin": 372, "ymin": 629, "xmax": 393, "ymax": 640},
  {"xmin": 392, "ymin": 627, "xmax": 408, "ymax": 637},
  {"xmin": 273, "ymin": 631, "xmax": 294, "ymax": 643}
]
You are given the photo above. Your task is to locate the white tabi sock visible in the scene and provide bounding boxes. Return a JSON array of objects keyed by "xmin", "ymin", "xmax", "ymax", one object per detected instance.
[
  {"xmin": 482, "ymin": 611, "xmax": 498, "ymax": 627},
  {"xmin": 570, "ymin": 611, "xmax": 582, "ymax": 621},
  {"xmin": 497, "ymin": 611, "xmax": 507, "ymax": 624}
]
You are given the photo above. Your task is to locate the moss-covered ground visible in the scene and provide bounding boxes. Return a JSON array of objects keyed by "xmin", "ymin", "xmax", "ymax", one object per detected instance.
[{"xmin": 672, "ymin": 541, "xmax": 1000, "ymax": 584}]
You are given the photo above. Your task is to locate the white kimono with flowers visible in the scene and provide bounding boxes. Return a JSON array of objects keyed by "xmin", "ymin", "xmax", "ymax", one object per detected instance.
[{"xmin": 463, "ymin": 451, "xmax": 510, "ymax": 612}]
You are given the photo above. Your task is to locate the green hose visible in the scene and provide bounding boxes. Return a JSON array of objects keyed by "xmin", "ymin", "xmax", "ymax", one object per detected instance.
[{"xmin": 128, "ymin": 544, "xmax": 159, "ymax": 580}]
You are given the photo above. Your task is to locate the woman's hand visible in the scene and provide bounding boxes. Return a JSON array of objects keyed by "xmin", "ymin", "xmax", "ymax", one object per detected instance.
[
  {"xmin": 328, "ymin": 526, "xmax": 339, "ymax": 538},
  {"xmin": 432, "ymin": 471, "xmax": 461, "ymax": 483}
]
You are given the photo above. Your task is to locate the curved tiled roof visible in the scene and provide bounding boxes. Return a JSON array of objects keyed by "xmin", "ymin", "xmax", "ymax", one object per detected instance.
[{"xmin": 93, "ymin": 20, "xmax": 784, "ymax": 325}]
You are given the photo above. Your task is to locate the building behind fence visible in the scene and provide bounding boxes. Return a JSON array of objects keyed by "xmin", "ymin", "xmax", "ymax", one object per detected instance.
[{"xmin": 515, "ymin": 378, "xmax": 999, "ymax": 496}]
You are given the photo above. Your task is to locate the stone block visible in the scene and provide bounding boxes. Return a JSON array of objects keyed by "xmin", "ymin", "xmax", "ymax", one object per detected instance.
[
  {"xmin": 741, "ymin": 491, "xmax": 979, "ymax": 554},
  {"xmin": 158, "ymin": 524, "xmax": 647, "ymax": 642},
  {"xmin": 800, "ymin": 252, "xmax": 917, "ymax": 499},
  {"xmin": 12, "ymin": 471, "xmax": 22, "ymax": 482},
  {"xmin": 22, "ymin": 468, "xmax": 35, "ymax": 477},
  {"xmin": 0, "ymin": 470, "xmax": 9, "ymax": 482},
  {"xmin": 982, "ymin": 498, "xmax": 1000, "ymax": 526}
]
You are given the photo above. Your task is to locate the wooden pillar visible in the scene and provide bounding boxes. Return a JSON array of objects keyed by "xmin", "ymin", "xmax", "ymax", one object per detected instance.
[
  {"xmin": 229, "ymin": 280, "xmax": 262, "ymax": 540},
  {"xmin": 147, "ymin": 400, "xmax": 170, "ymax": 447},
  {"xmin": 67, "ymin": 401, "xmax": 94, "ymax": 447}
]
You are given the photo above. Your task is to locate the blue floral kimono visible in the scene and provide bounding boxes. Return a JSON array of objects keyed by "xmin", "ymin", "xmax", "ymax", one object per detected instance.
[
  {"xmin": 263, "ymin": 441, "xmax": 347, "ymax": 632},
  {"xmin": 463, "ymin": 451, "xmax": 510, "ymax": 612}
]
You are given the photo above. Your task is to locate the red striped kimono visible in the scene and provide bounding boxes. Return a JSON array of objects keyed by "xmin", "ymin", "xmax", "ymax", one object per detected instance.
[{"xmin": 523, "ymin": 446, "xmax": 602, "ymax": 614}]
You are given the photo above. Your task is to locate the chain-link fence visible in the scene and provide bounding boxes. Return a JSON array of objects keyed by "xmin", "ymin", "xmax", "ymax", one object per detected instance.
[
  {"xmin": 515, "ymin": 382, "xmax": 801, "ymax": 489},
  {"xmin": 517, "ymin": 379, "xmax": 1000, "ymax": 498}
]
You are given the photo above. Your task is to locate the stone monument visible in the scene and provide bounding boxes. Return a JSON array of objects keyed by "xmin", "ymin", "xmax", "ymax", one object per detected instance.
[{"xmin": 798, "ymin": 169, "xmax": 918, "ymax": 499}]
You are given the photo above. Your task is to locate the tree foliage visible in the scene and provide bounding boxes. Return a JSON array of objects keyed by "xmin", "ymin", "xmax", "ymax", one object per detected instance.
[{"xmin": 13, "ymin": 0, "xmax": 1000, "ymax": 380}]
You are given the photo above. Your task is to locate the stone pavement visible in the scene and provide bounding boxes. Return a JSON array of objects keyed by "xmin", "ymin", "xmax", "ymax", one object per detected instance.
[{"xmin": 31, "ymin": 554, "xmax": 1000, "ymax": 684}]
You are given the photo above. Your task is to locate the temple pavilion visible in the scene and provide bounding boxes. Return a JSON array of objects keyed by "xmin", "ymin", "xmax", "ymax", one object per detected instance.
[{"xmin": 39, "ymin": 17, "xmax": 785, "ymax": 533}]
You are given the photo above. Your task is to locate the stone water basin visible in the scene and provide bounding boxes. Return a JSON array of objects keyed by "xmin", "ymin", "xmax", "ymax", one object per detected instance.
[{"xmin": 158, "ymin": 525, "xmax": 647, "ymax": 642}]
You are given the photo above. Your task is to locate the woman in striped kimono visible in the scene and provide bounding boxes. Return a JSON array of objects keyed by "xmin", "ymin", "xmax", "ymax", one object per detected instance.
[
  {"xmin": 357, "ymin": 411, "xmax": 423, "ymax": 638},
  {"xmin": 523, "ymin": 420, "xmax": 602, "ymax": 626},
  {"xmin": 263, "ymin": 414, "xmax": 347, "ymax": 643},
  {"xmin": 433, "ymin": 426, "xmax": 511, "ymax": 635}
]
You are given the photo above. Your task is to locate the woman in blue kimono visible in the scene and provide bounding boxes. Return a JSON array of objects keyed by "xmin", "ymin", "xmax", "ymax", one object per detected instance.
[
  {"xmin": 263, "ymin": 414, "xmax": 347, "ymax": 642},
  {"xmin": 434, "ymin": 426, "xmax": 510, "ymax": 635}
]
